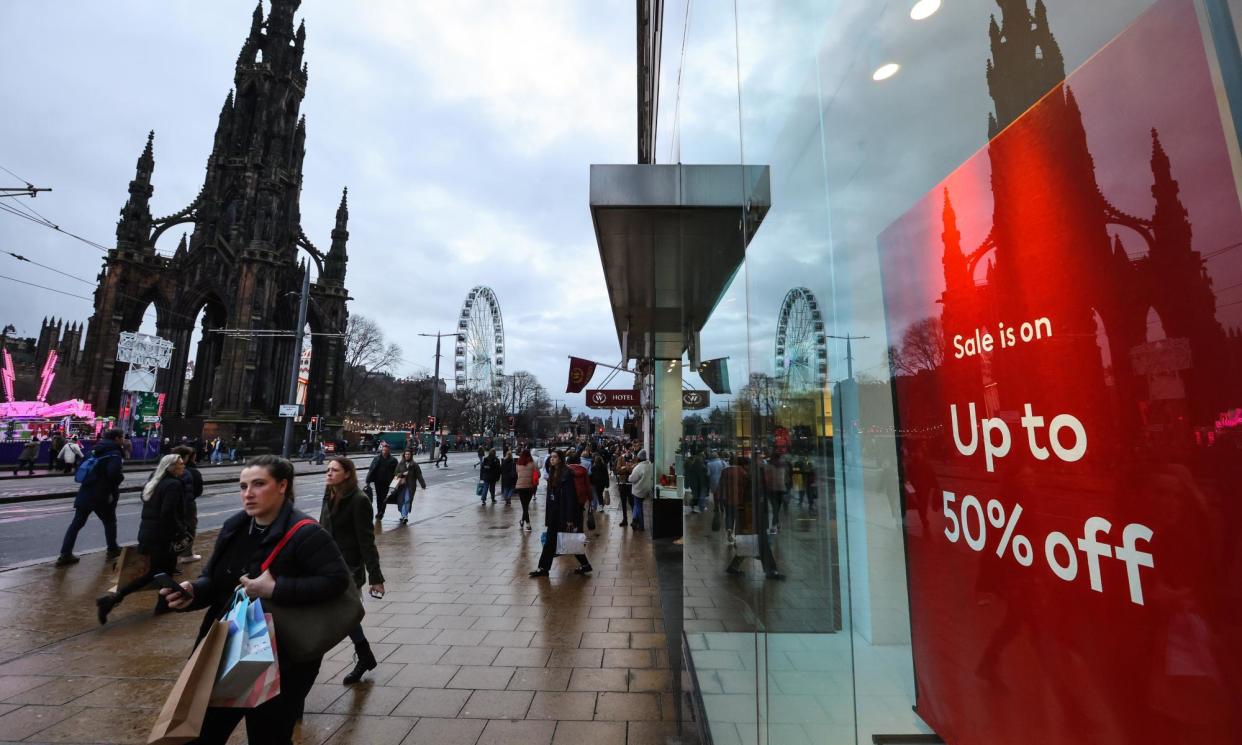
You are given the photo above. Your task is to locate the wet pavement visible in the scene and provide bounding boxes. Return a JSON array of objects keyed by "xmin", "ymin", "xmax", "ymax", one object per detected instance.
[{"xmin": 0, "ymin": 463, "xmax": 687, "ymax": 744}]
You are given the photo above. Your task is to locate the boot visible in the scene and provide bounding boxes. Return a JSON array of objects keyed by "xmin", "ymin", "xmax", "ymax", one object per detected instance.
[
  {"xmin": 96, "ymin": 593, "xmax": 119, "ymax": 625},
  {"xmin": 342, "ymin": 641, "xmax": 378, "ymax": 685}
]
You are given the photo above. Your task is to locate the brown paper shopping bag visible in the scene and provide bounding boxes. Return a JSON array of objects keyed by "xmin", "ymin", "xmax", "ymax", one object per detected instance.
[
  {"xmin": 147, "ymin": 618, "xmax": 228, "ymax": 744},
  {"xmin": 108, "ymin": 545, "xmax": 151, "ymax": 594}
]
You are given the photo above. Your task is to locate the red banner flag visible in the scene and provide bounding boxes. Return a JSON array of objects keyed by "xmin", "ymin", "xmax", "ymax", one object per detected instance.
[{"xmin": 566, "ymin": 357, "xmax": 597, "ymax": 393}]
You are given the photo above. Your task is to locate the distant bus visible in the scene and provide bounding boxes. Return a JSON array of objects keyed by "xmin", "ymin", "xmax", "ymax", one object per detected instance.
[{"xmin": 375, "ymin": 431, "xmax": 413, "ymax": 450}]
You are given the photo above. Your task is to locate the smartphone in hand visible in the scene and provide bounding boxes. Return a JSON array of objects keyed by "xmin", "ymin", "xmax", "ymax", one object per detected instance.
[{"xmin": 152, "ymin": 572, "xmax": 183, "ymax": 596}]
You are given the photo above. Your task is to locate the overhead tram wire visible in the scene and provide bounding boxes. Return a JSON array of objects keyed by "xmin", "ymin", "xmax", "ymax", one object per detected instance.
[
  {"xmin": 0, "ymin": 273, "xmax": 93, "ymax": 302},
  {"xmin": 2, "ymin": 249, "xmax": 95, "ymax": 286}
]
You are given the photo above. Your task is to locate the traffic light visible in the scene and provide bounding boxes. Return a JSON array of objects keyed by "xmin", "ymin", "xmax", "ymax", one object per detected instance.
[
  {"xmin": 308, "ymin": 415, "xmax": 318, "ymax": 431},
  {"xmin": 507, "ymin": 416, "xmax": 515, "ymax": 430},
  {"xmin": 427, "ymin": 415, "xmax": 437, "ymax": 431}
]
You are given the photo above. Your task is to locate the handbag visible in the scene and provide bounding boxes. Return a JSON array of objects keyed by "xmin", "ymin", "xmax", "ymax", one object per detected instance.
[
  {"xmin": 171, "ymin": 530, "xmax": 194, "ymax": 555},
  {"xmin": 260, "ymin": 518, "xmax": 365, "ymax": 663},
  {"xmin": 147, "ymin": 617, "xmax": 229, "ymax": 743},
  {"xmin": 475, "ymin": 480, "xmax": 486, "ymax": 497}
]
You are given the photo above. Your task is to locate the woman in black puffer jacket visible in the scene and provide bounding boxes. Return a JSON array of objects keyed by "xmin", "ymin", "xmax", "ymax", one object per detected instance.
[
  {"xmin": 96, "ymin": 453, "xmax": 186, "ymax": 623},
  {"xmin": 161, "ymin": 455, "xmax": 351, "ymax": 745}
]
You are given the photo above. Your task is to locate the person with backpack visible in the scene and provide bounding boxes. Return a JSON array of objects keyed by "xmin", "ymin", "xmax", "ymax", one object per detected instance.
[
  {"xmin": 56, "ymin": 429, "xmax": 126, "ymax": 566},
  {"xmin": 628, "ymin": 450, "xmax": 654, "ymax": 531}
]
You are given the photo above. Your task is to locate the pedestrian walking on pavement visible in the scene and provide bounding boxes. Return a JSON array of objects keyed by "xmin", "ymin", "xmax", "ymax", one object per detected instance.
[
  {"xmin": 173, "ymin": 445, "xmax": 204, "ymax": 563},
  {"xmin": 321, "ymin": 456, "xmax": 386, "ymax": 684},
  {"xmin": 686, "ymin": 454, "xmax": 708, "ymax": 513},
  {"xmin": 393, "ymin": 448, "xmax": 426, "ymax": 524},
  {"xmin": 763, "ymin": 451, "xmax": 791, "ymax": 534},
  {"xmin": 500, "ymin": 450, "xmax": 517, "ymax": 506},
  {"xmin": 475, "ymin": 444, "xmax": 485, "ymax": 468},
  {"xmin": 724, "ymin": 456, "xmax": 784, "ymax": 580},
  {"xmin": 159, "ymin": 455, "xmax": 351, "ymax": 744},
  {"xmin": 613, "ymin": 450, "xmax": 634, "ymax": 528},
  {"xmin": 589, "ymin": 451, "xmax": 609, "ymax": 514},
  {"xmin": 628, "ymin": 450, "xmax": 654, "ymax": 531},
  {"xmin": 49, "ymin": 432, "xmax": 65, "ymax": 472},
  {"xmin": 96, "ymin": 453, "xmax": 187, "ymax": 623},
  {"xmin": 706, "ymin": 451, "xmax": 726, "ymax": 519},
  {"xmin": 514, "ymin": 449, "xmax": 537, "ymax": 530},
  {"xmin": 57, "ymin": 428, "xmax": 126, "ymax": 565},
  {"xmin": 435, "ymin": 438, "xmax": 449, "ymax": 468},
  {"xmin": 58, "ymin": 437, "xmax": 84, "ymax": 475},
  {"xmin": 479, "ymin": 448, "xmax": 500, "ymax": 504},
  {"xmin": 13, "ymin": 438, "xmax": 39, "ymax": 476},
  {"xmin": 364, "ymin": 441, "xmax": 399, "ymax": 521},
  {"xmin": 530, "ymin": 450, "xmax": 592, "ymax": 577}
]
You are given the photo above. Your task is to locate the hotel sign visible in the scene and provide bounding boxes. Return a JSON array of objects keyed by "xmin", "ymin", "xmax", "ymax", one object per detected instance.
[{"xmin": 585, "ymin": 389, "xmax": 640, "ymax": 408}]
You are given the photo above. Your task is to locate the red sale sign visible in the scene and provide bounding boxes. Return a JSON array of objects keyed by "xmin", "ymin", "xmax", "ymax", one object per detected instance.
[{"xmin": 878, "ymin": 1, "xmax": 1242, "ymax": 742}]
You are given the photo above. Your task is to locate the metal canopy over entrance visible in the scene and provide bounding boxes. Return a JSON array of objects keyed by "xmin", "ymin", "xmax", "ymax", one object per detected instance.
[{"xmin": 588, "ymin": 164, "xmax": 771, "ymax": 361}]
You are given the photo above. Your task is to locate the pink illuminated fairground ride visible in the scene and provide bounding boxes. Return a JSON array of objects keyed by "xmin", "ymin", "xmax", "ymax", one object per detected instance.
[{"xmin": 1, "ymin": 348, "xmax": 99, "ymax": 439}]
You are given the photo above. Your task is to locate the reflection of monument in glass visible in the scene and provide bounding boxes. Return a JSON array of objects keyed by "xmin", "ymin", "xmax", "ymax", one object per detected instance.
[{"xmin": 902, "ymin": 0, "xmax": 1242, "ymax": 456}]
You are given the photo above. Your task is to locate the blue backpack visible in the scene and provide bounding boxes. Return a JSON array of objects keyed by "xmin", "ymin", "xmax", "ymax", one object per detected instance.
[{"xmin": 75, "ymin": 453, "xmax": 117, "ymax": 485}]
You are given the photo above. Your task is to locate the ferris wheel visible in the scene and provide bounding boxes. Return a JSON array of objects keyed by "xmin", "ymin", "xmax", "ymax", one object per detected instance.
[
  {"xmin": 454, "ymin": 286, "xmax": 505, "ymax": 393},
  {"xmin": 774, "ymin": 287, "xmax": 828, "ymax": 391}
]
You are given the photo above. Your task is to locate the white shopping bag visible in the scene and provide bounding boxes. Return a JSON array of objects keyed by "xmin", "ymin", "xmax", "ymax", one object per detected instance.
[
  {"xmin": 557, "ymin": 532, "xmax": 588, "ymax": 555},
  {"xmin": 733, "ymin": 534, "xmax": 760, "ymax": 558},
  {"xmin": 213, "ymin": 590, "xmax": 275, "ymax": 699}
]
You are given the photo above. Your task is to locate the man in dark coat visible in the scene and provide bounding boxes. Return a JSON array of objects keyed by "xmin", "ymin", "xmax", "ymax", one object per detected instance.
[
  {"xmin": 479, "ymin": 449, "xmax": 501, "ymax": 504},
  {"xmin": 57, "ymin": 429, "xmax": 126, "ymax": 565},
  {"xmin": 364, "ymin": 442, "xmax": 399, "ymax": 520}
]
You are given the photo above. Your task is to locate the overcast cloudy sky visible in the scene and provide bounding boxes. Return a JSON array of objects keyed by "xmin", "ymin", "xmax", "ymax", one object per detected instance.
[
  {"xmin": 0, "ymin": 0, "xmax": 639, "ymax": 411},
  {"xmin": 2, "ymin": 0, "xmax": 1193, "ymax": 418}
]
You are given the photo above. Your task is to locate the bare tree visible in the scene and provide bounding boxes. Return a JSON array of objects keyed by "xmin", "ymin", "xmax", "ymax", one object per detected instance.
[
  {"xmin": 341, "ymin": 315, "xmax": 402, "ymax": 413},
  {"xmin": 889, "ymin": 317, "xmax": 944, "ymax": 377}
]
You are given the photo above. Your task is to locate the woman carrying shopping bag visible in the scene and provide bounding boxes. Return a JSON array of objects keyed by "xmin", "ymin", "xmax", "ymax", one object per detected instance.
[
  {"xmin": 96, "ymin": 453, "xmax": 186, "ymax": 623},
  {"xmin": 159, "ymin": 455, "xmax": 351, "ymax": 744},
  {"xmin": 393, "ymin": 448, "xmax": 426, "ymax": 525},
  {"xmin": 320, "ymin": 456, "xmax": 386, "ymax": 685},
  {"xmin": 529, "ymin": 450, "xmax": 592, "ymax": 577}
]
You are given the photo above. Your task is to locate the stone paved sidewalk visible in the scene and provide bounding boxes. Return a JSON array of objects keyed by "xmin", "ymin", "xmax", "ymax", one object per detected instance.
[{"xmin": 0, "ymin": 468, "xmax": 687, "ymax": 744}]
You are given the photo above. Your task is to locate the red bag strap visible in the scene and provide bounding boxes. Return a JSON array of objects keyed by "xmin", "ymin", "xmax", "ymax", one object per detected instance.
[{"xmin": 261, "ymin": 518, "xmax": 317, "ymax": 573}]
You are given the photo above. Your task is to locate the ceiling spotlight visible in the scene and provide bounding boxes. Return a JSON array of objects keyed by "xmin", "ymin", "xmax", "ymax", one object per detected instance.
[
  {"xmin": 872, "ymin": 63, "xmax": 901, "ymax": 81},
  {"xmin": 910, "ymin": 0, "xmax": 942, "ymax": 20}
]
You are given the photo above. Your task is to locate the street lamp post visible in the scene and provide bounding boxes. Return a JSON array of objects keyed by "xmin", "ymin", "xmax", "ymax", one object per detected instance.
[{"xmin": 418, "ymin": 331, "xmax": 455, "ymax": 454}]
